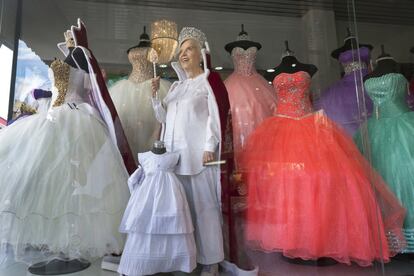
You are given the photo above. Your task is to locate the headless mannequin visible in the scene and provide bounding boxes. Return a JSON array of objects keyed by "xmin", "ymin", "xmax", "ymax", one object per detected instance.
[
  {"xmin": 331, "ymin": 28, "xmax": 373, "ymax": 59},
  {"xmin": 127, "ymin": 47, "xmax": 154, "ymax": 84},
  {"xmin": 364, "ymin": 45, "xmax": 407, "ymax": 81},
  {"xmin": 28, "ymin": 34, "xmax": 93, "ymax": 276},
  {"xmin": 66, "ymin": 47, "xmax": 89, "ymax": 73},
  {"xmin": 151, "ymin": 140, "xmax": 166, "ymax": 155},
  {"xmin": 271, "ymin": 41, "xmax": 318, "ymax": 78},
  {"xmin": 277, "ymin": 43, "xmax": 336, "ymax": 267},
  {"xmin": 224, "ymin": 24, "xmax": 262, "ymax": 53}
]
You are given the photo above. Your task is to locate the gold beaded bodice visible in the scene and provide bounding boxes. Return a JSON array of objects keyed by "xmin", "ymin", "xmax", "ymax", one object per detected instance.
[
  {"xmin": 128, "ymin": 47, "xmax": 154, "ymax": 84},
  {"xmin": 50, "ymin": 59, "xmax": 70, "ymax": 107}
]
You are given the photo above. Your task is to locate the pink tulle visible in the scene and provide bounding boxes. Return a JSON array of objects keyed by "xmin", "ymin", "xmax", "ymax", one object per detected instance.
[{"xmin": 225, "ymin": 72, "xmax": 276, "ymax": 170}]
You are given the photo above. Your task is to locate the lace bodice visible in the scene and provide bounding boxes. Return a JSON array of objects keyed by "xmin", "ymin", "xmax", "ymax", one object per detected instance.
[
  {"xmin": 364, "ymin": 73, "xmax": 410, "ymax": 119},
  {"xmin": 231, "ymin": 47, "xmax": 257, "ymax": 76},
  {"xmin": 273, "ymin": 71, "xmax": 313, "ymax": 118},
  {"xmin": 128, "ymin": 47, "xmax": 154, "ymax": 83},
  {"xmin": 50, "ymin": 59, "xmax": 90, "ymax": 107},
  {"xmin": 138, "ymin": 151, "xmax": 179, "ymax": 175}
]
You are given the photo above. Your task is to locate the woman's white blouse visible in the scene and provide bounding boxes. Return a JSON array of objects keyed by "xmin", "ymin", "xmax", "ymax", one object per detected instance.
[{"xmin": 152, "ymin": 73, "xmax": 220, "ymax": 175}]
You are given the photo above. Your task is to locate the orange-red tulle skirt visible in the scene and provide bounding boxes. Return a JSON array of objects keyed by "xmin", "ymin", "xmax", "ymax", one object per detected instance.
[{"xmin": 241, "ymin": 111, "xmax": 406, "ymax": 266}]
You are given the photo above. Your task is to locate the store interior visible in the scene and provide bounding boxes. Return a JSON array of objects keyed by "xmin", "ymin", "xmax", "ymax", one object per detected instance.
[{"xmin": 1, "ymin": 0, "xmax": 414, "ymax": 275}]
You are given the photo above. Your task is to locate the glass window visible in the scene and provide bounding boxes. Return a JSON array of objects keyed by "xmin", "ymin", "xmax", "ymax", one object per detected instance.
[{"xmin": 0, "ymin": 1, "xmax": 413, "ymax": 275}]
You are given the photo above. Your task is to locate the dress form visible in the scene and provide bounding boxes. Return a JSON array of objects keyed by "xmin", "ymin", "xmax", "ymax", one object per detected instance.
[
  {"xmin": 364, "ymin": 45, "xmax": 407, "ymax": 81},
  {"xmin": 315, "ymin": 34, "xmax": 374, "ymax": 136},
  {"xmin": 151, "ymin": 140, "xmax": 166, "ymax": 155},
  {"xmin": 127, "ymin": 47, "xmax": 154, "ymax": 84},
  {"xmin": 5, "ymin": 26, "xmax": 129, "ymax": 275},
  {"xmin": 331, "ymin": 28, "xmax": 373, "ymax": 59},
  {"xmin": 224, "ymin": 25, "xmax": 276, "ymax": 170},
  {"xmin": 109, "ymin": 27, "xmax": 170, "ymax": 160},
  {"xmin": 265, "ymin": 41, "xmax": 318, "ymax": 80}
]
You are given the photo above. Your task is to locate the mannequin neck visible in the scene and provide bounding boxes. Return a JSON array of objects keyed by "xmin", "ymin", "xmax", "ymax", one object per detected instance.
[{"xmin": 151, "ymin": 147, "xmax": 166, "ymax": 154}]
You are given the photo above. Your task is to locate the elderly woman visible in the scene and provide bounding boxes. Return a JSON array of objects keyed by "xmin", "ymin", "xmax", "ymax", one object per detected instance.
[{"xmin": 151, "ymin": 27, "xmax": 223, "ymax": 276}]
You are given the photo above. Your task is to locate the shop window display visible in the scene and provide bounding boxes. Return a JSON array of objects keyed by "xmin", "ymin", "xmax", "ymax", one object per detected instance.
[{"xmin": 1, "ymin": 1, "xmax": 414, "ymax": 275}]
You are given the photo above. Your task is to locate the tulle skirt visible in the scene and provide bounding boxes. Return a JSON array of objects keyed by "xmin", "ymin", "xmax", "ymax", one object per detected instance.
[
  {"xmin": 241, "ymin": 111, "xmax": 406, "ymax": 266},
  {"xmin": 225, "ymin": 72, "xmax": 276, "ymax": 170},
  {"xmin": 355, "ymin": 111, "xmax": 414, "ymax": 252},
  {"xmin": 0, "ymin": 103, "xmax": 129, "ymax": 265},
  {"xmin": 109, "ymin": 79, "xmax": 170, "ymax": 161}
]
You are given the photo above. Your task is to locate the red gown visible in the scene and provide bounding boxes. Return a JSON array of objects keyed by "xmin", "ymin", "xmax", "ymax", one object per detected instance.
[{"xmin": 241, "ymin": 71, "xmax": 406, "ymax": 266}]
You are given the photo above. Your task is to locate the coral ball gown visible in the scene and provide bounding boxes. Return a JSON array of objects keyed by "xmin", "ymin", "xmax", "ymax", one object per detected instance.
[{"xmin": 241, "ymin": 70, "xmax": 406, "ymax": 266}]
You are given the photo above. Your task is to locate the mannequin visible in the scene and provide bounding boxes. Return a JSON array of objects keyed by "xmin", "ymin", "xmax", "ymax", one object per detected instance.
[
  {"xmin": 315, "ymin": 29, "xmax": 374, "ymax": 136},
  {"xmin": 364, "ymin": 45, "xmax": 405, "ymax": 81},
  {"xmin": 240, "ymin": 45, "xmax": 406, "ymax": 267},
  {"xmin": 110, "ymin": 26, "xmax": 170, "ymax": 162},
  {"xmin": 354, "ymin": 45, "xmax": 414, "ymax": 257},
  {"xmin": 224, "ymin": 24, "xmax": 276, "ymax": 171},
  {"xmin": 364, "ymin": 46, "xmax": 414, "ymax": 111},
  {"xmin": 151, "ymin": 140, "xmax": 166, "ymax": 154},
  {"xmin": 65, "ymin": 49, "xmax": 89, "ymax": 73},
  {"xmin": 267, "ymin": 41, "xmax": 317, "ymax": 79},
  {"xmin": 331, "ymin": 28, "xmax": 373, "ymax": 59},
  {"xmin": 0, "ymin": 21, "xmax": 130, "ymax": 275},
  {"xmin": 126, "ymin": 26, "xmax": 153, "ymax": 84},
  {"xmin": 118, "ymin": 142, "xmax": 196, "ymax": 276}
]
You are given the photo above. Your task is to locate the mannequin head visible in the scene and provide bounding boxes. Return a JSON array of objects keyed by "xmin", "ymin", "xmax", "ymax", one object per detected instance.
[{"xmin": 179, "ymin": 39, "xmax": 203, "ymax": 76}]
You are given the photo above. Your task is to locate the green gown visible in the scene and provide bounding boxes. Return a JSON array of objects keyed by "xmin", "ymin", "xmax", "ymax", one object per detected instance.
[{"xmin": 355, "ymin": 73, "xmax": 414, "ymax": 252}]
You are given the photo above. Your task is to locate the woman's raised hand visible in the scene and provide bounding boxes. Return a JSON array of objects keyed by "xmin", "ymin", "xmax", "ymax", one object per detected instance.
[{"xmin": 151, "ymin": 76, "xmax": 160, "ymax": 98}]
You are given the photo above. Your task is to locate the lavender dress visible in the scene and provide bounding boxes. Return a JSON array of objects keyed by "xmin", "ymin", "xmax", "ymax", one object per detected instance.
[{"xmin": 315, "ymin": 47, "xmax": 373, "ymax": 136}]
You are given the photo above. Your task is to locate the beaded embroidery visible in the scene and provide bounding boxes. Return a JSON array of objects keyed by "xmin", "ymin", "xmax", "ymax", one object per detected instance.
[
  {"xmin": 273, "ymin": 71, "xmax": 313, "ymax": 118},
  {"xmin": 231, "ymin": 47, "xmax": 257, "ymax": 76},
  {"xmin": 128, "ymin": 48, "xmax": 154, "ymax": 84},
  {"xmin": 51, "ymin": 59, "xmax": 70, "ymax": 107},
  {"xmin": 364, "ymin": 73, "xmax": 410, "ymax": 119},
  {"xmin": 342, "ymin": 61, "xmax": 367, "ymax": 75}
]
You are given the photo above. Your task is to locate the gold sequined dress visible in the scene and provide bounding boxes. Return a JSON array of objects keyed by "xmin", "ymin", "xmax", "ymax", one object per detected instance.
[{"xmin": 0, "ymin": 60, "xmax": 129, "ymax": 264}]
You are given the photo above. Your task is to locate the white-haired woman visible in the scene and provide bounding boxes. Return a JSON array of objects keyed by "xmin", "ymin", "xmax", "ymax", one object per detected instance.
[{"xmin": 151, "ymin": 27, "xmax": 223, "ymax": 276}]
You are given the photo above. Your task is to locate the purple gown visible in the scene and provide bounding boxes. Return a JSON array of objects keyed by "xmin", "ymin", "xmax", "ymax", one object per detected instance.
[{"xmin": 316, "ymin": 47, "xmax": 373, "ymax": 136}]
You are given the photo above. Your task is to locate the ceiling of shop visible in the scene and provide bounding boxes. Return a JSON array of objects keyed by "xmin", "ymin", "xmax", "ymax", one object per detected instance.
[
  {"xmin": 18, "ymin": 0, "xmax": 414, "ymax": 88},
  {"xmin": 82, "ymin": 0, "xmax": 414, "ymax": 26}
]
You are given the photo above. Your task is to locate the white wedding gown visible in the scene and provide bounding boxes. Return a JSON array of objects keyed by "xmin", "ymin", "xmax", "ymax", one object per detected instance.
[{"xmin": 0, "ymin": 60, "xmax": 129, "ymax": 265}]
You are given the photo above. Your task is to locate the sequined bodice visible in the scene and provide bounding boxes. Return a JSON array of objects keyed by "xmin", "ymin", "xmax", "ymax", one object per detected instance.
[
  {"xmin": 339, "ymin": 47, "xmax": 370, "ymax": 77},
  {"xmin": 231, "ymin": 47, "xmax": 257, "ymax": 76},
  {"xmin": 50, "ymin": 59, "xmax": 89, "ymax": 107},
  {"xmin": 273, "ymin": 71, "xmax": 313, "ymax": 118},
  {"xmin": 128, "ymin": 47, "xmax": 154, "ymax": 83},
  {"xmin": 364, "ymin": 73, "xmax": 410, "ymax": 119}
]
